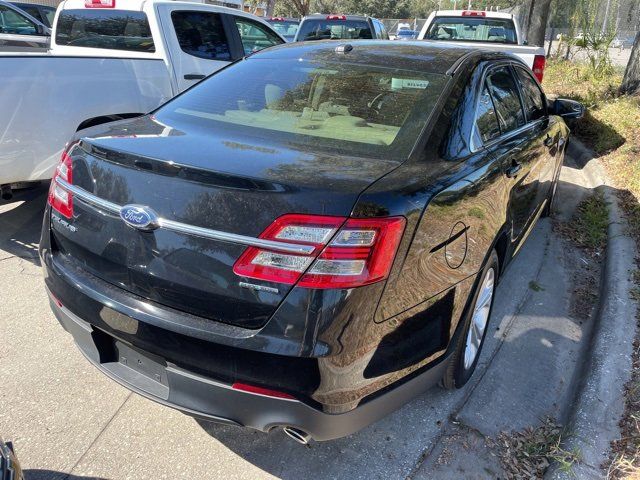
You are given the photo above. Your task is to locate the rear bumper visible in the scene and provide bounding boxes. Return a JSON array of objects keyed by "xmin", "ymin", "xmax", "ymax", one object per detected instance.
[{"xmin": 49, "ymin": 292, "xmax": 449, "ymax": 441}]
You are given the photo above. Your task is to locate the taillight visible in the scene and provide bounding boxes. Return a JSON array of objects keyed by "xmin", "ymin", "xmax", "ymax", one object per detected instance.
[
  {"xmin": 85, "ymin": 0, "xmax": 115, "ymax": 7},
  {"xmin": 461, "ymin": 10, "xmax": 486, "ymax": 16},
  {"xmin": 47, "ymin": 148, "xmax": 74, "ymax": 219},
  {"xmin": 327, "ymin": 14, "xmax": 347, "ymax": 20},
  {"xmin": 533, "ymin": 55, "xmax": 546, "ymax": 83},
  {"xmin": 233, "ymin": 214, "xmax": 406, "ymax": 289}
]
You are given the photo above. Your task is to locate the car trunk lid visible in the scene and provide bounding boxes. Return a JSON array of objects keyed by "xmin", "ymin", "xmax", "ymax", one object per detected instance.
[{"xmin": 49, "ymin": 116, "xmax": 399, "ymax": 329}]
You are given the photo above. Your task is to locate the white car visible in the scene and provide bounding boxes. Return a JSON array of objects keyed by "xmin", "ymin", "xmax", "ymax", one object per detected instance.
[
  {"xmin": 0, "ymin": 0, "xmax": 50, "ymax": 51},
  {"xmin": 418, "ymin": 10, "xmax": 547, "ymax": 82},
  {"xmin": 0, "ymin": 0, "xmax": 285, "ymax": 192}
]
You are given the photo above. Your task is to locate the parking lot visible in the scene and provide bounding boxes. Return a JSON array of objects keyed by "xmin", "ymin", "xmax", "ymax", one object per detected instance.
[{"xmin": 0, "ymin": 147, "xmax": 608, "ymax": 479}]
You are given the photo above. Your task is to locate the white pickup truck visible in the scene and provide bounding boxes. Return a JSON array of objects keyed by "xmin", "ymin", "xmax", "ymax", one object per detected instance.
[
  {"xmin": 418, "ymin": 10, "xmax": 546, "ymax": 82},
  {"xmin": 0, "ymin": 0, "xmax": 284, "ymax": 195}
]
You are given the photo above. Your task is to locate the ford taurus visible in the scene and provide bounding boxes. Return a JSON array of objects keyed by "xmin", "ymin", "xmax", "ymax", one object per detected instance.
[{"xmin": 40, "ymin": 41, "xmax": 583, "ymax": 442}]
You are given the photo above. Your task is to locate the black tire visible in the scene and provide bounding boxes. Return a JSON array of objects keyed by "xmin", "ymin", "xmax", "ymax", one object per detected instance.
[{"xmin": 442, "ymin": 250, "xmax": 499, "ymax": 389}]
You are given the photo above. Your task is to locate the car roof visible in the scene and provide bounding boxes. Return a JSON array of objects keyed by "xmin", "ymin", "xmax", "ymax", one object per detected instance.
[{"xmin": 250, "ymin": 40, "xmax": 498, "ymax": 75}]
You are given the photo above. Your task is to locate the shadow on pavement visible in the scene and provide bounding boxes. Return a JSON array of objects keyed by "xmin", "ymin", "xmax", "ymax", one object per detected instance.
[
  {"xmin": 24, "ymin": 470, "xmax": 108, "ymax": 480},
  {"xmin": 0, "ymin": 183, "xmax": 49, "ymax": 266}
]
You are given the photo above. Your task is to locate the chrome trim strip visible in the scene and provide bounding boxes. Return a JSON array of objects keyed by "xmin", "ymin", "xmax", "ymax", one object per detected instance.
[
  {"xmin": 55, "ymin": 178, "xmax": 316, "ymax": 255},
  {"xmin": 57, "ymin": 178, "xmax": 121, "ymax": 215}
]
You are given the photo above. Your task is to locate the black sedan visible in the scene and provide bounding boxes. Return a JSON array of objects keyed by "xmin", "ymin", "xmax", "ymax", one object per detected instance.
[{"xmin": 40, "ymin": 41, "xmax": 582, "ymax": 442}]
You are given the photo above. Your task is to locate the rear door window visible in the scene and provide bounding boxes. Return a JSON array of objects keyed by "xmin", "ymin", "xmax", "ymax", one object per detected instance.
[
  {"xmin": 297, "ymin": 19, "xmax": 373, "ymax": 41},
  {"xmin": 474, "ymin": 84, "xmax": 501, "ymax": 145},
  {"xmin": 514, "ymin": 66, "xmax": 546, "ymax": 122},
  {"xmin": 55, "ymin": 9, "xmax": 155, "ymax": 52},
  {"xmin": 486, "ymin": 66, "xmax": 525, "ymax": 133},
  {"xmin": 233, "ymin": 16, "xmax": 282, "ymax": 55},
  {"xmin": 171, "ymin": 11, "xmax": 231, "ymax": 61},
  {"xmin": 0, "ymin": 4, "xmax": 38, "ymax": 35}
]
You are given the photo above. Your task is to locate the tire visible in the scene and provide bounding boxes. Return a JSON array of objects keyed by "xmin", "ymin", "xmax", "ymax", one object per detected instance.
[{"xmin": 442, "ymin": 249, "xmax": 499, "ymax": 389}]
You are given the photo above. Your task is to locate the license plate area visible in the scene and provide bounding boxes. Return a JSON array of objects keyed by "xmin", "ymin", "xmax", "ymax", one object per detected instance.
[{"xmin": 106, "ymin": 340, "xmax": 170, "ymax": 400}]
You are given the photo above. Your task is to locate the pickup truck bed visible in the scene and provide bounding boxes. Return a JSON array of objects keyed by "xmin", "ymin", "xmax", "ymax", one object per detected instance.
[
  {"xmin": 0, "ymin": 0, "xmax": 285, "ymax": 189},
  {"xmin": 1, "ymin": 55, "xmax": 172, "ymax": 185}
]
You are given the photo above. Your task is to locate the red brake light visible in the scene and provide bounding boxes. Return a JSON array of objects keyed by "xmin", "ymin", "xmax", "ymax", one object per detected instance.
[
  {"xmin": 461, "ymin": 10, "xmax": 486, "ymax": 16},
  {"xmin": 231, "ymin": 383, "xmax": 295, "ymax": 400},
  {"xmin": 233, "ymin": 214, "xmax": 406, "ymax": 289},
  {"xmin": 326, "ymin": 15, "xmax": 347, "ymax": 20},
  {"xmin": 85, "ymin": 0, "xmax": 115, "ymax": 8},
  {"xmin": 47, "ymin": 148, "xmax": 74, "ymax": 219},
  {"xmin": 532, "ymin": 54, "xmax": 546, "ymax": 83},
  {"xmin": 270, "ymin": 17, "xmax": 285, "ymax": 21}
]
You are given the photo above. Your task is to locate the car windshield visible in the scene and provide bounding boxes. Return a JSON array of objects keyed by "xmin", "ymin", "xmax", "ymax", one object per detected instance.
[
  {"xmin": 425, "ymin": 16, "xmax": 517, "ymax": 44},
  {"xmin": 155, "ymin": 58, "xmax": 448, "ymax": 159},
  {"xmin": 297, "ymin": 19, "xmax": 372, "ymax": 40},
  {"xmin": 269, "ymin": 20, "xmax": 299, "ymax": 38}
]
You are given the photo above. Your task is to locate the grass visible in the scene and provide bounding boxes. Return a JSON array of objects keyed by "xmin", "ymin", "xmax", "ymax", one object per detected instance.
[
  {"xmin": 571, "ymin": 191, "xmax": 609, "ymax": 251},
  {"xmin": 490, "ymin": 417, "xmax": 580, "ymax": 478},
  {"xmin": 544, "ymin": 60, "xmax": 640, "ymax": 479},
  {"xmin": 544, "ymin": 60, "xmax": 640, "ymax": 195}
]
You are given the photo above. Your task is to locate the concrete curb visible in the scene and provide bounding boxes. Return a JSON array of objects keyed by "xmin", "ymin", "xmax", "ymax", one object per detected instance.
[{"xmin": 546, "ymin": 139, "xmax": 638, "ymax": 479}]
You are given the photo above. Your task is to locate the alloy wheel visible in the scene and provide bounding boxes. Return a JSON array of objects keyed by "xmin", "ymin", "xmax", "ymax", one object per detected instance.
[{"xmin": 463, "ymin": 267, "xmax": 495, "ymax": 370}]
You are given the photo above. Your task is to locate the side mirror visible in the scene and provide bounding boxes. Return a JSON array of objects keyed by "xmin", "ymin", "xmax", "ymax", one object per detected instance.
[
  {"xmin": 36, "ymin": 24, "xmax": 50, "ymax": 36},
  {"xmin": 550, "ymin": 98, "xmax": 585, "ymax": 120}
]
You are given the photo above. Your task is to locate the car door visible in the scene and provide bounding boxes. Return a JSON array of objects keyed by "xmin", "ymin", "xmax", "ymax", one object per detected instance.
[
  {"xmin": 228, "ymin": 15, "xmax": 284, "ymax": 56},
  {"xmin": 513, "ymin": 65, "xmax": 562, "ymax": 203},
  {"xmin": 159, "ymin": 6, "xmax": 237, "ymax": 92},
  {"xmin": 0, "ymin": 3, "xmax": 47, "ymax": 51},
  {"xmin": 482, "ymin": 65, "xmax": 544, "ymax": 244}
]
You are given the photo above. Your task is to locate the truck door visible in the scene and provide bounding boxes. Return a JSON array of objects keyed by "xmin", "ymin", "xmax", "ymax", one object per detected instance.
[{"xmin": 157, "ymin": 5, "xmax": 236, "ymax": 92}]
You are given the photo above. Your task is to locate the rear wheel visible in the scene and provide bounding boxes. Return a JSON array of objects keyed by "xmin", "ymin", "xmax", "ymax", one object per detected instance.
[{"xmin": 442, "ymin": 250, "xmax": 498, "ymax": 389}]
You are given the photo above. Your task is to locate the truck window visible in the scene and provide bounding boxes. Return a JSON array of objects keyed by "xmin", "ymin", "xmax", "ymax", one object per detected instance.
[
  {"xmin": 55, "ymin": 10, "xmax": 155, "ymax": 52},
  {"xmin": 233, "ymin": 17, "xmax": 282, "ymax": 55},
  {"xmin": 0, "ymin": 4, "xmax": 38, "ymax": 35},
  {"xmin": 425, "ymin": 17, "xmax": 517, "ymax": 44},
  {"xmin": 171, "ymin": 11, "xmax": 231, "ymax": 61},
  {"xmin": 297, "ymin": 19, "xmax": 373, "ymax": 41},
  {"xmin": 11, "ymin": 4, "xmax": 43, "ymax": 24}
]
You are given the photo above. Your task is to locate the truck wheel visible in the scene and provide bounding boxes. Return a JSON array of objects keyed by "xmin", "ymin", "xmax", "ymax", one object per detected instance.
[{"xmin": 442, "ymin": 250, "xmax": 498, "ymax": 389}]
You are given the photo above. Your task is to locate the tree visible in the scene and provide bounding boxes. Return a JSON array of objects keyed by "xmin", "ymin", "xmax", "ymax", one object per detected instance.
[
  {"xmin": 526, "ymin": 0, "xmax": 553, "ymax": 46},
  {"xmin": 621, "ymin": 31, "xmax": 640, "ymax": 94}
]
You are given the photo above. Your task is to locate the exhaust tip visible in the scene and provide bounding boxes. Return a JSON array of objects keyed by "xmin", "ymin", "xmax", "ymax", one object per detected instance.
[
  {"xmin": 282, "ymin": 426, "xmax": 311, "ymax": 445},
  {"xmin": 0, "ymin": 184, "xmax": 12, "ymax": 201}
]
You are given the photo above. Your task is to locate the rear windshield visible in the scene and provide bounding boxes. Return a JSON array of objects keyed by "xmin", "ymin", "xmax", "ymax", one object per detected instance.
[
  {"xmin": 425, "ymin": 16, "xmax": 517, "ymax": 44},
  {"xmin": 154, "ymin": 58, "xmax": 447, "ymax": 159},
  {"xmin": 55, "ymin": 9, "xmax": 155, "ymax": 52},
  {"xmin": 297, "ymin": 19, "xmax": 372, "ymax": 41},
  {"xmin": 269, "ymin": 20, "xmax": 299, "ymax": 38}
]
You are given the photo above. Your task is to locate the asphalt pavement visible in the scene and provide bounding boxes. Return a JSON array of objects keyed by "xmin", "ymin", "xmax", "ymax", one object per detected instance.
[{"xmin": 0, "ymin": 148, "xmax": 616, "ymax": 479}]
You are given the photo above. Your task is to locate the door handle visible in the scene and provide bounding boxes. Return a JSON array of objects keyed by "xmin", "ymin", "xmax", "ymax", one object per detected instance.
[
  {"xmin": 184, "ymin": 73, "xmax": 205, "ymax": 80},
  {"xmin": 505, "ymin": 161, "xmax": 522, "ymax": 178},
  {"xmin": 544, "ymin": 134, "xmax": 555, "ymax": 147}
]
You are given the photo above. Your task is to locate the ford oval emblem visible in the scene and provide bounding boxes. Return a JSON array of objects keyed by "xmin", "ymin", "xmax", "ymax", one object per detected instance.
[{"xmin": 119, "ymin": 204, "xmax": 159, "ymax": 231}]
